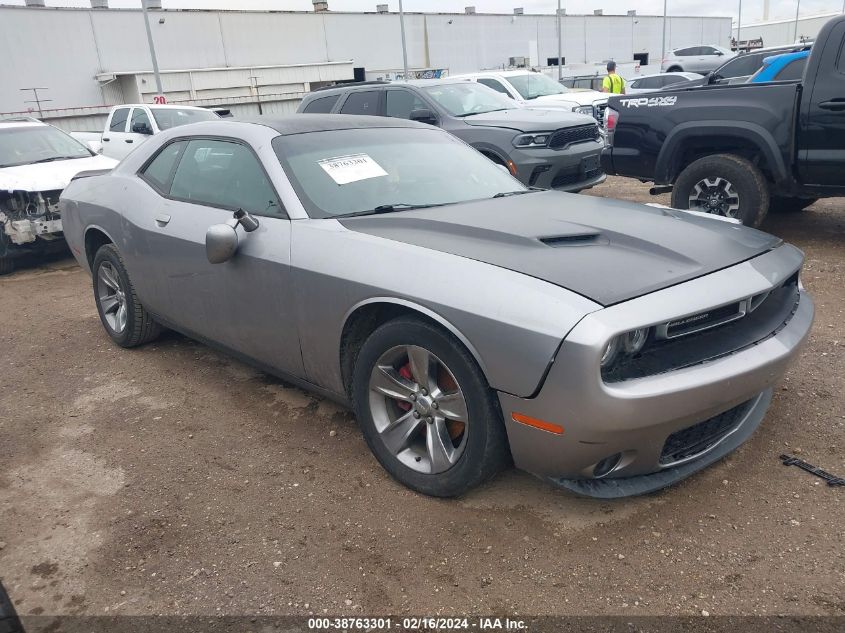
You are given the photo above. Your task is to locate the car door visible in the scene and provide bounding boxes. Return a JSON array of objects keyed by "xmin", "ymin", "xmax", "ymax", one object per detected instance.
[
  {"xmin": 135, "ymin": 136, "xmax": 304, "ymax": 378},
  {"xmin": 798, "ymin": 20, "xmax": 845, "ymax": 187},
  {"xmin": 101, "ymin": 107, "xmax": 132, "ymax": 160}
]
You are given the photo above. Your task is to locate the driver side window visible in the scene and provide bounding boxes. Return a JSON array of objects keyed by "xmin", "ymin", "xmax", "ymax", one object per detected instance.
[
  {"xmin": 168, "ymin": 139, "xmax": 284, "ymax": 217},
  {"xmin": 130, "ymin": 108, "xmax": 153, "ymax": 135},
  {"xmin": 385, "ymin": 90, "xmax": 428, "ymax": 119}
]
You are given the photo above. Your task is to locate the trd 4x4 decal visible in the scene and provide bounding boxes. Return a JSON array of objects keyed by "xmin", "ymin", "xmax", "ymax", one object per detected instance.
[{"xmin": 619, "ymin": 96, "xmax": 678, "ymax": 108}]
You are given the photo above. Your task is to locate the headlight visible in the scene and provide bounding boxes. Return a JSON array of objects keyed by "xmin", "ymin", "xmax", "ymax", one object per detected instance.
[
  {"xmin": 513, "ymin": 133, "xmax": 552, "ymax": 148},
  {"xmin": 575, "ymin": 105, "xmax": 595, "ymax": 116},
  {"xmin": 601, "ymin": 327, "xmax": 651, "ymax": 368}
]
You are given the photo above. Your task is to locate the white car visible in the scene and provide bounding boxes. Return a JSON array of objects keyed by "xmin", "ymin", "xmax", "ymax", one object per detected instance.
[
  {"xmin": 626, "ymin": 72, "xmax": 703, "ymax": 94},
  {"xmin": 0, "ymin": 118, "xmax": 117, "ymax": 274},
  {"xmin": 661, "ymin": 45, "xmax": 735, "ymax": 74},
  {"xmin": 72, "ymin": 104, "xmax": 219, "ymax": 161},
  {"xmin": 452, "ymin": 70, "xmax": 608, "ymax": 125}
]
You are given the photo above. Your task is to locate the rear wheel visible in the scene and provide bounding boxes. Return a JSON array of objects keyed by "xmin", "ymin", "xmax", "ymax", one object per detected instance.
[
  {"xmin": 92, "ymin": 244, "xmax": 161, "ymax": 348},
  {"xmin": 770, "ymin": 196, "xmax": 818, "ymax": 213},
  {"xmin": 352, "ymin": 317, "xmax": 510, "ymax": 497},
  {"xmin": 671, "ymin": 153, "xmax": 770, "ymax": 227}
]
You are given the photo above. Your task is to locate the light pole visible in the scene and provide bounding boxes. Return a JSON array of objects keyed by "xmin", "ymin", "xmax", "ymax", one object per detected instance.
[
  {"xmin": 661, "ymin": 0, "xmax": 668, "ymax": 66},
  {"xmin": 557, "ymin": 1, "xmax": 562, "ymax": 80},
  {"xmin": 141, "ymin": 0, "xmax": 164, "ymax": 95},
  {"xmin": 398, "ymin": 0, "xmax": 409, "ymax": 80},
  {"xmin": 737, "ymin": 0, "xmax": 742, "ymax": 48},
  {"xmin": 793, "ymin": 0, "xmax": 801, "ymax": 43}
]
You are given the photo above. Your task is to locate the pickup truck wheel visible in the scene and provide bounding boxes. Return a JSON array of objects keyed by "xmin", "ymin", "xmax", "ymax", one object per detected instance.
[
  {"xmin": 672, "ymin": 154, "xmax": 770, "ymax": 227},
  {"xmin": 770, "ymin": 197, "xmax": 818, "ymax": 213},
  {"xmin": 92, "ymin": 244, "xmax": 162, "ymax": 348},
  {"xmin": 352, "ymin": 317, "xmax": 510, "ymax": 497}
]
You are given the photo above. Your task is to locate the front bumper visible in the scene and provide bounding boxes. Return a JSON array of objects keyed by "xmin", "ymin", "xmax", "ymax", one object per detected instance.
[
  {"xmin": 510, "ymin": 141, "xmax": 605, "ymax": 192},
  {"xmin": 498, "ymin": 245, "xmax": 814, "ymax": 497}
]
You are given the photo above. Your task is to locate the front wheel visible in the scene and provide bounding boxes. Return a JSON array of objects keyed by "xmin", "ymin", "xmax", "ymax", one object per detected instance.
[
  {"xmin": 671, "ymin": 154, "xmax": 770, "ymax": 227},
  {"xmin": 352, "ymin": 317, "xmax": 510, "ymax": 497},
  {"xmin": 92, "ymin": 244, "xmax": 161, "ymax": 348}
]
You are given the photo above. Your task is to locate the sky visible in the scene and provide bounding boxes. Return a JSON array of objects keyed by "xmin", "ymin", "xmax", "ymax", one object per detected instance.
[{"xmin": 4, "ymin": 1, "xmax": 844, "ymax": 24}]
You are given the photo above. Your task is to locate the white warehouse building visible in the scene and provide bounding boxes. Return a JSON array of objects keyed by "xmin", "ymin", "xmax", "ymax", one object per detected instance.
[{"xmin": 0, "ymin": 2, "xmax": 732, "ymax": 129}]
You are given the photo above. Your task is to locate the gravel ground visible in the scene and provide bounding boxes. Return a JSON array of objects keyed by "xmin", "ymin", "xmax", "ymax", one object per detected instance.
[{"xmin": 0, "ymin": 176, "xmax": 842, "ymax": 618}]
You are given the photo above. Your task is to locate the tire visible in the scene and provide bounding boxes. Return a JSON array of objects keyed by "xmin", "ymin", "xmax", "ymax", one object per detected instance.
[
  {"xmin": 0, "ymin": 257, "xmax": 13, "ymax": 276},
  {"xmin": 667, "ymin": 66, "xmax": 683, "ymax": 72},
  {"xmin": 0, "ymin": 231, "xmax": 15, "ymax": 276},
  {"xmin": 671, "ymin": 153, "xmax": 770, "ymax": 227},
  {"xmin": 0, "ymin": 581, "xmax": 24, "ymax": 633},
  {"xmin": 770, "ymin": 196, "xmax": 818, "ymax": 213},
  {"xmin": 351, "ymin": 317, "xmax": 510, "ymax": 497},
  {"xmin": 92, "ymin": 243, "xmax": 161, "ymax": 348}
]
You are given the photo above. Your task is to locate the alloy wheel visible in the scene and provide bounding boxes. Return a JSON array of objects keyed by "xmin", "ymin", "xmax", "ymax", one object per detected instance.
[
  {"xmin": 97, "ymin": 262, "xmax": 128, "ymax": 333},
  {"xmin": 368, "ymin": 345, "xmax": 469, "ymax": 475},
  {"xmin": 688, "ymin": 177, "xmax": 741, "ymax": 217}
]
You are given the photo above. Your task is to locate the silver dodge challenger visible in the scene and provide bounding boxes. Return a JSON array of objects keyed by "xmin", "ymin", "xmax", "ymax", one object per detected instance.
[{"xmin": 60, "ymin": 115, "xmax": 814, "ymax": 498}]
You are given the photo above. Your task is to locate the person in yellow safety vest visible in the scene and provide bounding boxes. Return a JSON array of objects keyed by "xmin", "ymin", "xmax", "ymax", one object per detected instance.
[{"xmin": 602, "ymin": 61, "xmax": 626, "ymax": 94}]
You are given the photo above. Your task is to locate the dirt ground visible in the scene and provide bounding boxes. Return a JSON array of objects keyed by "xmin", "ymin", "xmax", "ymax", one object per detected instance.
[{"xmin": 0, "ymin": 176, "xmax": 842, "ymax": 619}]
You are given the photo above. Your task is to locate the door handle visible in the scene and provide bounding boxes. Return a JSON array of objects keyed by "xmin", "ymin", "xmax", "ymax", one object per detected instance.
[
  {"xmin": 154, "ymin": 214, "xmax": 171, "ymax": 226},
  {"xmin": 819, "ymin": 100, "xmax": 845, "ymax": 111},
  {"xmin": 102, "ymin": 137, "xmax": 110, "ymax": 142},
  {"xmin": 125, "ymin": 139, "xmax": 134, "ymax": 144}
]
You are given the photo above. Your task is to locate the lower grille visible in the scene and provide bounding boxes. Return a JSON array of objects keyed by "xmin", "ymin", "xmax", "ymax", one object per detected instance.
[
  {"xmin": 551, "ymin": 167, "xmax": 602, "ymax": 188},
  {"xmin": 660, "ymin": 399, "xmax": 755, "ymax": 466}
]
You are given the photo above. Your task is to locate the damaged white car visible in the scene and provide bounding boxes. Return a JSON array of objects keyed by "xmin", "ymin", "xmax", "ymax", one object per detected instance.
[{"xmin": 0, "ymin": 119, "xmax": 117, "ymax": 275}]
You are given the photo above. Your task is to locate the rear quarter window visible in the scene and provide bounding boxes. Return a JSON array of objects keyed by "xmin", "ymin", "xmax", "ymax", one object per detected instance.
[{"xmin": 302, "ymin": 95, "xmax": 340, "ymax": 114}]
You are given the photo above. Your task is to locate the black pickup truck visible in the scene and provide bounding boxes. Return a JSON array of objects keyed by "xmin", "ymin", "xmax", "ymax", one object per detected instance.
[{"xmin": 601, "ymin": 15, "xmax": 845, "ymax": 227}]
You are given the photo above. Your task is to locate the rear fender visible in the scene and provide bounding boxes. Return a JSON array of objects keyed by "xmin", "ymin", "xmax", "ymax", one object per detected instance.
[{"xmin": 656, "ymin": 121, "xmax": 787, "ymax": 184}]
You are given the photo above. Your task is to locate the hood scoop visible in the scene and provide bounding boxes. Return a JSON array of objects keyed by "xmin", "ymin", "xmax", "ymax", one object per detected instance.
[{"xmin": 539, "ymin": 232, "xmax": 603, "ymax": 247}]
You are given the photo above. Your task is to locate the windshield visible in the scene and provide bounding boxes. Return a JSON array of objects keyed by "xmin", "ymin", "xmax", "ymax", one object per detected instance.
[
  {"xmin": 420, "ymin": 83, "xmax": 516, "ymax": 117},
  {"xmin": 273, "ymin": 127, "xmax": 524, "ymax": 218},
  {"xmin": 507, "ymin": 73, "xmax": 570, "ymax": 99},
  {"xmin": 150, "ymin": 108, "xmax": 218, "ymax": 130},
  {"xmin": 0, "ymin": 125, "xmax": 92, "ymax": 168}
]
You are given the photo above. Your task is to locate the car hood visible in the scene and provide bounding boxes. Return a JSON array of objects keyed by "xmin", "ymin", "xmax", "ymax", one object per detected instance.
[
  {"xmin": 530, "ymin": 90, "xmax": 606, "ymax": 106},
  {"xmin": 0, "ymin": 154, "xmax": 118, "ymax": 192},
  {"xmin": 462, "ymin": 108, "xmax": 597, "ymax": 132},
  {"xmin": 338, "ymin": 192, "xmax": 782, "ymax": 306}
]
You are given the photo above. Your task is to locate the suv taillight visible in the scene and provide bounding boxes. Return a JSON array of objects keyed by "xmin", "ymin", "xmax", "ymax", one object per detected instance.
[{"xmin": 605, "ymin": 107, "xmax": 619, "ymax": 132}]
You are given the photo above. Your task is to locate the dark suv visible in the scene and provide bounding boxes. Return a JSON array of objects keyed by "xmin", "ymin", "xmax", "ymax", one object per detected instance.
[{"xmin": 297, "ymin": 79, "xmax": 605, "ymax": 192}]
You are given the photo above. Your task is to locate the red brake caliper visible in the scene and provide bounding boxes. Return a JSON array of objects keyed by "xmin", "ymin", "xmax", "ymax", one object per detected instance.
[{"xmin": 396, "ymin": 363, "xmax": 414, "ymax": 412}]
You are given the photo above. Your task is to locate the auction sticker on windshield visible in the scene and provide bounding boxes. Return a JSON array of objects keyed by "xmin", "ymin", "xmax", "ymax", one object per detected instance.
[{"xmin": 318, "ymin": 153, "xmax": 388, "ymax": 185}]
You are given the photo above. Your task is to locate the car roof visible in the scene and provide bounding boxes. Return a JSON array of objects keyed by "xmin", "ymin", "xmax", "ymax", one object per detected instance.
[
  {"xmin": 762, "ymin": 50, "xmax": 810, "ymax": 65},
  {"xmin": 240, "ymin": 114, "xmax": 429, "ymax": 135},
  {"xmin": 452, "ymin": 70, "xmax": 537, "ymax": 78},
  {"xmin": 633, "ymin": 72, "xmax": 700, "ymax": 80},
  {"xmin": 0, "ymin": 119, "xmax": 47, "ymax": 130}
]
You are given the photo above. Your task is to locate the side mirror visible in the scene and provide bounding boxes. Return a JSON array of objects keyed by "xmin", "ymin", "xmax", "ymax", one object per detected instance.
[
  {"xmin": 715, "ymin": 51, "xmax": 724, "ymax": 56},
  {"xmin": 132, "ymin": 123, "xmax": 153, "ymax": 135},
  {"xmin": 205, "ymin": 224, "xmax": 239, "ymax": 264},
  {"xmin": 409, "ymin": 108, "xmax": 438, "ymax": 125}
]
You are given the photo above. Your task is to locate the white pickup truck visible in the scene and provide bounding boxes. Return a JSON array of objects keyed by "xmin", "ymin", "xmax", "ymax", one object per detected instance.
[{"xmin": 73, "ymin": 104, "xmax": 219, "ymax": 160}]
